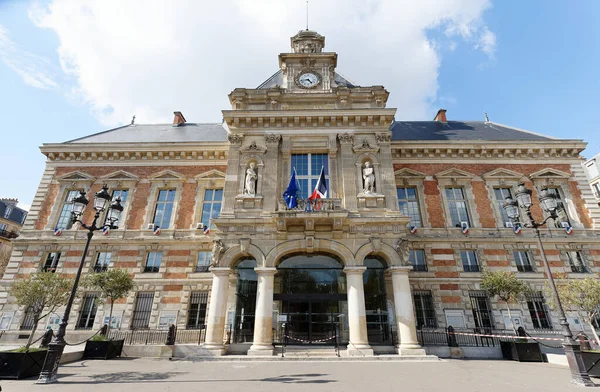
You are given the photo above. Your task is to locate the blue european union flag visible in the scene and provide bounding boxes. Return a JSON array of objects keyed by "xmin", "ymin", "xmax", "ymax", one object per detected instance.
[{"xmin": 283, "ymin": 169, "xmax": 300, "ymax": 209}]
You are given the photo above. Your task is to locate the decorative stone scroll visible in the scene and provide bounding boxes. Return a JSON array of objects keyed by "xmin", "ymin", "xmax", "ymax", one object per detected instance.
[
  {"xmin": 228, "ymin": 133, "xmax": 244, "ymax": 145},
  {"xmin": 338, "ymin": 133, "xmax": 354, "ymax": 145}
]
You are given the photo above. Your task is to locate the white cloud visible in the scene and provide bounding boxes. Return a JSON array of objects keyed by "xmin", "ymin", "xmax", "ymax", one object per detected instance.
[
  {"xmin": 29, "ymin": 0, "xmax": 495, "ymax": 125},
  {"xmin": 0, "ymin": 24, "xmax": 57, "ymax": 89}
]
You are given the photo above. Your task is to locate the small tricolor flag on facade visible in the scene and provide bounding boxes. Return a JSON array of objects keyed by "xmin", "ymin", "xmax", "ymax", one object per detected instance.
[
  {"xmin": 461, "ymin": 222, "xmax": 469, "ymax": 234},
  {"xmin": 153, "ymin": 225, "xmax": 161, "ymax": 235},
  {"xmin": 102, "ymin": 226, "xmax": 110, "ymax": 236},
  {"xmin": 203, "ymin": 224, "xmax": 210, "ymax": 235},
  {"xmin": 565, "ymin": 225, "xmax": 573, "ymax": 235},
  {"xmin": 53, "ymin": 227, "xmax": 62, "ymax": 236},
  {"xmin": 513, "ymin": 223, "xmax": 522, "ymax": 235},
  {"xmin": 409, "ymin": 225, "xmax": 418, "ymax": 234}
]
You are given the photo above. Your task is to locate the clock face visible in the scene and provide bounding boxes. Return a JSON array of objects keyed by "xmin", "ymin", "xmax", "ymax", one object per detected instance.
[{"xmin": 297, "ymin": 72, "xmax": 320, "ymax": 88}]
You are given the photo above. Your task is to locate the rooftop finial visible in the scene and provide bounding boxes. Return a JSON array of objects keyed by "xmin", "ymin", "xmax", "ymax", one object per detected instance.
[
  {"xmin": 484, "ymin": 112, "xmax": 489, "ymax": 122},
  {"xmin": 131, "ymin": 115, "xmax": 136, "ymax": 125},
  {"xmin": 306, "ymin": 1, "xmax": 309, "ymax": 31}
]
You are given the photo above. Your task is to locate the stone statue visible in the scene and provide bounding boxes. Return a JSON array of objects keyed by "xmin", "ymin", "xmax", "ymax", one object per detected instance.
[
  {"xmin": 212, "ymin": 239, "xmax": 226, "ymax": 266},
  {"xmin": 244, "ymin": 163, "xmax": 257, "ymax": 195},
  {"xmin": 362, "ymin": 161, "xmax": 376, "ymax": 194},
  {"xmin": 395, "ymin": 238, "xmax": 410, "ymax": 266}
]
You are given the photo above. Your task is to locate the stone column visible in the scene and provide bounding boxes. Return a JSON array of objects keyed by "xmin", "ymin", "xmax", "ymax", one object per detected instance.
[
  {"xmin": 390, "ymin": 266, "xmax": 426, "ymax": 356},
  {"xmin": 344, "ymin": 266, "xmax": 374, "ymax": 356},
  {"xmin": 248, "ymin": 267, "xmax": 277, "ymax": 356},
  {"xmin": 203, "ymin": 267, "xmax": 231, "ymax": 355}
]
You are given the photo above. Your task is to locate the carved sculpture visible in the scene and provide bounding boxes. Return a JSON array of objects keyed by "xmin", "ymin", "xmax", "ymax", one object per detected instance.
[
  {"xmin": 244, "ymin": 162, "xmax": 257, "ymax": 195},
  {"xmin": 395, "ymin": 238, "xmax": 410, "ymax": 266},
  {"xmin": 212, "ymin": 239, "xmax": 226, "ymax": 266},
  {"xmin": 363, "ymin": 161, "xmax": 376, "ymax": 194}
]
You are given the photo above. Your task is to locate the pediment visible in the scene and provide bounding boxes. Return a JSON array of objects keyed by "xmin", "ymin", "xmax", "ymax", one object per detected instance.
[
  {"xmin": 57, "ymin": 171, "xmax": 95, "ymax": 181},
  {"xmin": 101, "ymin": 170, "xmax": 139, "ymax": 181},
  {"xmin": 149, "ymin": 170, "xmax": 185, "ymax": 181},
  {"xmin": 195, "ymin": 169, "xmax": 226, "ymax": 179},
  {"xmin": 435, "ymin": 168, "xmax": 475, "ymax": 179},
  {"xmin": 239, "ymin": 141, "xmax": 267, "ymax": 154},
  {"xmin": 529, "ymin": 168, "xmax": 571, "ymax": 179},
  {"xmin": 482, "ymin": 168, "xmax": 524, "ymax": 180},
  {"xmin": 394, "ymin": 168, "xmax": 426, "ymax": 179}
]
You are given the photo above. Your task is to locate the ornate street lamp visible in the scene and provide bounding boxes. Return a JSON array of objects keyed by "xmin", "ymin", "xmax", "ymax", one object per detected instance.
[
  {"xmin": 503, "ymin": 183, "xmax": 594, "ymax": 387},
  {"xmin": 37, "ymin": 185, "xmax": 123, "ymax": 384}
]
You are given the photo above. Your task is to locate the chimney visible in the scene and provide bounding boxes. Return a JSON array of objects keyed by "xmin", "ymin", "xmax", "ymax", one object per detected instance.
[
  {"xmin": 433, "ymin": 109, "xmax": 447, "ymax": 123},
  {"xmin": 173, "ymin": 111, "xmax": 186, "ymax": 126}
]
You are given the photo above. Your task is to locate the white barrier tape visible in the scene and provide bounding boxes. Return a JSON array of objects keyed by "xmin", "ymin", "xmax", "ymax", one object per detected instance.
[{"xmin": 284, "ymin": 334, "xmax": 336, "ymax": 343}]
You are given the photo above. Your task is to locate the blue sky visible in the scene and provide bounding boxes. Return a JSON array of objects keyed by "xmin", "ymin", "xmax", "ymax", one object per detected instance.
[{"xmin": 1, "ymin": 0, "xmax": 599, "ymax": 210}]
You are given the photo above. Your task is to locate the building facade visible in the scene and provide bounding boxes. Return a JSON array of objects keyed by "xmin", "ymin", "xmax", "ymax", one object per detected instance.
[
  {"xmin": 0, "ymin": 198, "xmax": 27, "ymax": 277},
  {"xmin": 1, "ymin": 30, "xmax": 600, "ymax": 355},
  {"xmin": 583, "ymin": 152, "xmax": 600, "ymax": 213}
]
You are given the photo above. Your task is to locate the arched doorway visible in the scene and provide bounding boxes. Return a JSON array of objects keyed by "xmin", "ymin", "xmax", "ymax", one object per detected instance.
[
  {"xmin": 232, "ymin": 257, "xmax": 257, "ymax": 343},
  {"xmin": 364, "ymin": 255, "xmax": 391, "ymax": 344},
  {"xmin": 274, "ymin": 254, "xmax": 347, "ymax": 345}
]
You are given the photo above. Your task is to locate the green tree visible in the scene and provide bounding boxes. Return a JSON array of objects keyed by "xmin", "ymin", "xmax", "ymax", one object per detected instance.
[
  {"xmin": 555, "ymin": 278, "xmax": 600, "ymax": 347},
  {"xmin": 83, "ymin": 269, "xmax": 134, "ymax": 332},
  {"xmin": 10, "ymin": 272, "xmax": 72, "ymax": 350},
  {"xmin": 481, "ymin": 270, "xmax": 529, "ymax": 334}
]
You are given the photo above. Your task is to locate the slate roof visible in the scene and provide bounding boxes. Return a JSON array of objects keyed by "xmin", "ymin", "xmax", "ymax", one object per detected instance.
[
  {"xmin": 256, "ymin": 70, "xmax": 358, "ymax": 89},
  {"xmin": 390, "ymin": 121, "xmax": 555, "ymax": 141},
  {"xmin": 66, "ymin": 123, "xmax": 228, "ymax": 144},
  {"xmin": 0, "ymin": 200, "xmax": 27, "ymax": 225}
]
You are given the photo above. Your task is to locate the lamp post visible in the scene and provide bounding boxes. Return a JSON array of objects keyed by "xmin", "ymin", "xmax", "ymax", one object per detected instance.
[
  {"xmin": 37, "ymin": 185, "xmax": 123, "ymax": 384},
  {"xmin": 503, "ymin": 183, "xmax": 594, "ymax": 387}
]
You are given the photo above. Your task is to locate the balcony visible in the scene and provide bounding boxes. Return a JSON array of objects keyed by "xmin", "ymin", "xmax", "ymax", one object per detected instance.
[
  {"xmin": 278, "ymin": 198, "xmax": 343, "ymax": 213},
  {"xmin": 0, "ymin": 229, "xmax": 18, "ymax": 239}
]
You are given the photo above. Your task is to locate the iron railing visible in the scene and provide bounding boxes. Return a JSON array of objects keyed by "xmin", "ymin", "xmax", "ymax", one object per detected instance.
[
  {"xmin": 0, "ymin": 229, "xmax": 18, "ymax": 239},
  {"xmin": 107, "ymin": 326, "xmax": 206, "ymax": 345},
  {"xmin": 279, "ymin": 198, "xmax": 342, "ymax": 212}
]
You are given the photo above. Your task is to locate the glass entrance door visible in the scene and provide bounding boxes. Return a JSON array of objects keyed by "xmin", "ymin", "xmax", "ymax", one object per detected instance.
[{"xmin": 282, "ymin": 297, "xmax": 340, "ymax": 345}]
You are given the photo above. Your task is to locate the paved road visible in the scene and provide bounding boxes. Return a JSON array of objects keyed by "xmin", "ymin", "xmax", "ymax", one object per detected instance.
[{"xmin": 3, "ymin": 358, "xmax": 594, "ymax": 392}]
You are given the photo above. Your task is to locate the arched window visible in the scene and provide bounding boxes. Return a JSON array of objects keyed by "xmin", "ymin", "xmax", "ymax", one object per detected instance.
[{"xmin": 364, "ymin": 256, "xmax": 391, "ymax": 344}]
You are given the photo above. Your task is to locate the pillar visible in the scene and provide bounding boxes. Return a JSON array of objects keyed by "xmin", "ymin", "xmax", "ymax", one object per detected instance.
[
  {"xmin": 248, "ymin": 267, "xmax": 277, "ymax": 356},
  {"xmin": 390, "ymin": 266, "xmax": 426, "ymax": 356},
  {"xmin": 203, "ymin": 267, "xmax": 231, "ymax": 355},
  {"xmin": 344, "ymin": 266, "xmax": 374, "ymax": 356}
]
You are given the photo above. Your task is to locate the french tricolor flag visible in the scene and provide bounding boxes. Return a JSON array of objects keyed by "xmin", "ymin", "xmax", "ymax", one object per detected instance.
[
  {"xmin": 203, "ymin": 224, "xmax": 210, "ymax": 235},
  {"xmin": 308, "ymin": 166, "xmax": 327, "ymax": 201}
]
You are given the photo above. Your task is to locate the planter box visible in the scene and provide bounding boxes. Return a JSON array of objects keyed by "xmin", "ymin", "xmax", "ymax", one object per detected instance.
[
  {"xmin": 581, "ymin": 351, "xmax": 600, "ymax": 378},
  {"xmin": 0, "ymin": 350, "xmax": 47, "ymax": 379},
  {"xmin": 500, "ymin": 341, "xmax": 543, "ymax": 362},
  {"xmin": 83, "ymin": 339, "xmax": 124, "ymax": 360}
]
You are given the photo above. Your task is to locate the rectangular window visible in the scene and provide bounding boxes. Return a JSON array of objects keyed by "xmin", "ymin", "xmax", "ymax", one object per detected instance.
[
  {"xmin": 593, "ymin": 183, "xmax": 600, "ymax": 198},
  {"xmin": 201, "ymin": 189, "xmax": 223, "ymax": 229},
  {"xmin": 0, "ymin": 223, "xmax": 6, "ymax": 231},
  {"xmin": 196, "ymin": 251, "xmax": 212, "ymax": 273},
  {"xmin": 144, "ymin": 252, "xmax": 162, "ymax": 273},
  {"xmin": 94, "ymin": 252, "xmax": 111, "ymax": 272},
  {"xmin": 186, "ymin": 291, "xmax": 209, "ymax": 329},
  {"xmin": 547, "ymin": 188, "xmax": 572, "ymax": 227},
  {"xmin": 513, "ymin": 251, "xmax": 534, "ymax": 272},
  {"xmin": 409, "ymin": 250, "xmax": 427, "ymax": 272},
  {"xmin": 445, "ymin": 187, "xmax": 471, "ymax": 227},
  {"xmin": 152, "ymin": 189, "xmax": 176, "ymax": 229},
  {"xmin": 4, "ymin": 205, "xmax": 13, "ymax": 219},
  {"xmin": 397, "ymin": 187, "xmax": 422, "ymax": 227},
  {"xmin": 494, "ymin": 188, "xmax": 513, "ymax": 227},
  {"xmin": 104, "ymin": 189, "xmax": 129, "ymax": 228},
  {"xmin": 42, "ymin": 252, "xmax": 61, "ymax": 273},
  {"xmin": 76, "ymin": 293, "xmax": 98, "ymax": 330},
  {"xmin": 461, "ymin": 251, "xmax": 480, "ymax": 272},
  {"xmin": 20, "ymin": 308, "xmax": 35, "ymax": 330},
  {"xmin": 131, "ymin": 292, "xmax": 154, "ymax": 329},
  {"xmin": 291, "ymin": 153, "xmax": 329, "ymax": 199},
  {"xmin": 0, "ymin": 312, "xmax": 14, "ymax": 330},
  {"xmin": 413, "ymin": 290, "xmax": 436, "ymax": 328},
  {"xmin": 56, "ymin": 190, "xmax": 81, "ymax": 230},
  {"xmin": 527, "ymin": 292, "xmax": 552, "ymax": 329},
  {"xmin": 566, "ymin": 251, "xmax": 587, "ymax": 273},
  {"xmin": 469, "ymin": 291, "xmax": 493, "ymax": 330}
]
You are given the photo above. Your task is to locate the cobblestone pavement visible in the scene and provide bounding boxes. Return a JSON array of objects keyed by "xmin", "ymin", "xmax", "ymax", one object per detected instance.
[{"xmin": 2, "ymin": 358, "xmax": 594, "ymax": 392}]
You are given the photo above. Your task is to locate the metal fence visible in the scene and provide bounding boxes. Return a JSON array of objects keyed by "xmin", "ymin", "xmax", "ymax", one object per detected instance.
[
  {"xmin": 417, "ymin": 327, "xmax": 502, "ymax": 348},
  {"xmin": 107, "ymin": 326, "xmax": 206, "ymax": 345}
]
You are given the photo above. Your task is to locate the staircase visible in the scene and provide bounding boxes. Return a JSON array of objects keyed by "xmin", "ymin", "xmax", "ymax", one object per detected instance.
[{"xmin": 280, "ymin": 345, "xmax": 340, "ymax": 358}]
